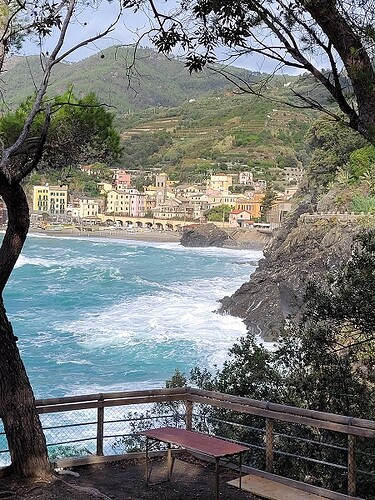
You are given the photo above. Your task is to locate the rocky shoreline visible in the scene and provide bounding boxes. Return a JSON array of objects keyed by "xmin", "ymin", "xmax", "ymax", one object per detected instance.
[{"xmin": 218, "ymin": 217, "xmax": 368, "ymax": 340}]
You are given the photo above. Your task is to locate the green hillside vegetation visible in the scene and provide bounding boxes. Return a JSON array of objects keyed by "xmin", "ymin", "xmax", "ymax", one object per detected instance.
[
  {"xmin": 1, "ymin": 46, "xmax": 268, "ymax": 117},
  {"xmin": 1, "ymin": 45, "xmax": 339, "ymax": 189},
  {"xmin": 119, "ymin": 91, "xmax": 312, "ymax": 187}
]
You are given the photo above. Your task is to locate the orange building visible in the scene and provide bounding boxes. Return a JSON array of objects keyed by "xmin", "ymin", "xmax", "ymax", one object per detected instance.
[{"xmin": 234, "ymin": 195, "xmax": 262, "ymax": 220}]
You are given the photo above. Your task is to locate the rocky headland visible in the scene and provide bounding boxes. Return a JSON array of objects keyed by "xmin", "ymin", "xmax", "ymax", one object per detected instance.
[
  {"xmin": 219, "ymin": 213, "xmax": 374, "ymax": 340},
  {"xmin": 180, "ymin": 223, "xmax": 270, "ymax": 250}
]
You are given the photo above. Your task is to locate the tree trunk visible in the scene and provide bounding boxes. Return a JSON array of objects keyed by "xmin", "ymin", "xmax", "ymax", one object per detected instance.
[
  {"xmin": 0, "ymin": 301, "xmax": 50, "ymax": 478},
  {"xmin": 0, "ymin": 182, "xmax": 50, "ymax": 478}
]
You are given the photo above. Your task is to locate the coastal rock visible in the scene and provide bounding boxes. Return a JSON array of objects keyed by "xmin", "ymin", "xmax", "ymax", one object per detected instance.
[
  {"xmin": 219, "ymin": 216, "xmax": 363, "ymax": 340},
  {"xmin": 180, "ymin": 223, "xmax": 231, "ymax": 247}
]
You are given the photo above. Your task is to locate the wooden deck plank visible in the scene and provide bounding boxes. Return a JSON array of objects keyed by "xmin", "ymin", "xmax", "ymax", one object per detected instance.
[{"xmin": 228, "ymin": 475, "xmax": 328, "ymax": 500}]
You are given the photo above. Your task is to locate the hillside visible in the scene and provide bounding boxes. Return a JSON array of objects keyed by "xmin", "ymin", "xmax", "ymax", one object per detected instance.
[
  {"xmin": 1, "ymin": 45, "xmax": 322, "ymax": 186},
  {"xmin": 1, "ymin": 46, "xmax": 267, "ymax": 115},
  {"xmin": 119, "ymin": 91, "xmax": 313, "ymax": 186}
]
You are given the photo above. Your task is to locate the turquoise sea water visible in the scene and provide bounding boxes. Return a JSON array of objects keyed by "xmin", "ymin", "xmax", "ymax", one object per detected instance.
[{"xmin": 5, "ymin": 234, "xmax": 263, "ymax": 399}]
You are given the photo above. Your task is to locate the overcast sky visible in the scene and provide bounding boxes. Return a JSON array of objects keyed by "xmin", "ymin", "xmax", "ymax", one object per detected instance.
[{"xmin": 18, "ymin": 0, "xmax": 301, "ymax": 75}]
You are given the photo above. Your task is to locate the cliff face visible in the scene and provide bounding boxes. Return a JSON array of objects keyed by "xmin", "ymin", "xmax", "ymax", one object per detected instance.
[{"xmin": 219, "ymin": 215, "xmax": 363, "ymax": 340}]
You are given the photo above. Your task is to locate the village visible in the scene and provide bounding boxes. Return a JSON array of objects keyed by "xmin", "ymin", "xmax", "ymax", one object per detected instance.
[{"xmin": 0, "ymin": 165, "xmax": 304, "ymax": 231}]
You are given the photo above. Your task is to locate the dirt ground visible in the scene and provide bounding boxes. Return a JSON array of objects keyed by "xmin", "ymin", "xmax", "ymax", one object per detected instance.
[{"xmin": 0, "ymin": 455, "xmax": 259, "ymax": 499}]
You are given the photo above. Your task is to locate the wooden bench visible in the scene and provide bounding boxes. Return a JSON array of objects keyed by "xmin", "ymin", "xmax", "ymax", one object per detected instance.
[{"xmin": 138, "ymin": 426, "xmax": 250, "ymax": 500}]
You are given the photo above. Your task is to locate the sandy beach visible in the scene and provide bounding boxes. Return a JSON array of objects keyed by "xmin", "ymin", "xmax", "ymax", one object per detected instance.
[
  {"xmin": 28, "ymin": 226, "xmax": 268, "ymax": 249},
  {"xmin": 29, "ymin": 227, "xmax": 182, "ymax": 243}
]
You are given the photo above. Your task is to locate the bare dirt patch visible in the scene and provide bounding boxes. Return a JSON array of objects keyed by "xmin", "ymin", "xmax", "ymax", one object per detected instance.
[{"xmin": 0, "ymin": 455, "xmax": 259, "ymax": 499}]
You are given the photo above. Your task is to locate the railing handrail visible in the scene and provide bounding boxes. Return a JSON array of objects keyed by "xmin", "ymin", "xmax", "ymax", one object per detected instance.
[
  {"xmin": 34, "ymin": 386, "xmax": 375, "ymax": 436},
  {"xmin": 35, "ymin": 387, "xmax": 188, "ymax": 407},
  {"xmin": 188, "ymin": 388, "xmax": 375, "ymax": 433},
  {"xmin": 0, "ymin": 385, "xmax": 371, "ymax": 497}
]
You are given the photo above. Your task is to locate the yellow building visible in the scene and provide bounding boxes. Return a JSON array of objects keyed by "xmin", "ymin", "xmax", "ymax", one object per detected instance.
[
  {"xmin": 206, "ymin": 173, "xmax": 233, "ymax": 194},
  {"xmin": 97, "ymin": 182, "xmax": 113, "ymax": 195},
  {"xmin": 106, "ymin": 189, "xmax": 145, "ymax": 217},
  {"xmin": 32, "ymin": 185, "xmax": 68, "ymax": 214}
]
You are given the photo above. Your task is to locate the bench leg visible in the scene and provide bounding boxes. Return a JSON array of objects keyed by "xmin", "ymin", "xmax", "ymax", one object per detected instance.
[
  {"xmin": 145, "ymin": 438, "xmax": 150, "ymax": 485},
  {"xmin": 239, "ymin": 452, "xmax": 242, "ymax": 490},
  {"xmin": 215, "ymin": 458, "xmax": 219, "ymax": 500},
  {"xmin": 167, "ymin": 443, "xmax": 175, "ymax": 481}
]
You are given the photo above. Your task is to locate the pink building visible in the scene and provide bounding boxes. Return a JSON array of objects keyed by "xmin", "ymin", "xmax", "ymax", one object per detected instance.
[
  {"xmin": 113, "ymin": 169, "xmax": 131, "ymax": 190},
  {"xmin": 127, "ymin": 189, "xmax": 145, "ymax": 217}
]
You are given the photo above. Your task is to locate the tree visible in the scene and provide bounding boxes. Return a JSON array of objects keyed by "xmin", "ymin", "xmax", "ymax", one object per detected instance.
[
  {"xmin": 132, "ymin": 1, "xmax": 375, "ymax": 145},
  {"xmin": 260, "ymin": 185, "xmax": 277, "ymax": 221},
  {"xmin": 190, "ymin": 230, "xmax": 375, "ymax": 490},
  {"xmin": 204, "ymin": 204, "xmax": 231, "ymax": 222},
  {"xmin": 229, "ymin": 230, "xmax": 375, "ymax": 408},
  {"xmin": 0, "ymin": 0, "xmax": 122, "ymax": 479},
  {"xmin": 304, "ymin": 119, "xmax": 366, "ymax": 191}
]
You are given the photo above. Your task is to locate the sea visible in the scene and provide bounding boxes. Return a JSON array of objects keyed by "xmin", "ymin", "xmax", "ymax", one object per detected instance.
[
  {"xmin": 5, "ymin": 233, "xmax": 263, "ymax": 400},
  {"xmin": 0, "ymin": 233, "xmax": 264, "ymax": 464}
]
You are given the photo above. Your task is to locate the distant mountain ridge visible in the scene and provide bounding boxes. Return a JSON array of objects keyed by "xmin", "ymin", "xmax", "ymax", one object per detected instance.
[{"xmin": 1, "ymin": 46, "xmax": 267, "ymax": 117}]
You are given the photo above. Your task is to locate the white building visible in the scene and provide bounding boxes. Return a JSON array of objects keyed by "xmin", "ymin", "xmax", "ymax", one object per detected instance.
[{"xmin": 238, "ymin": 171, "xmax": 254, "ymax": 185}]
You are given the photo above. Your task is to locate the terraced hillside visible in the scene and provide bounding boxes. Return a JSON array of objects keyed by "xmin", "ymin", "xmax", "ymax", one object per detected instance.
[{"xmin": 119, "ymin": 91, "xmax": 313, "ymax": 185}]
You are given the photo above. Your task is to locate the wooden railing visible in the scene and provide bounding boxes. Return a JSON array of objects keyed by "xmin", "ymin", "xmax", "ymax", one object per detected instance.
[{"xmin": 1, "ymin": 387, "xmax": 374, "ymax": 499}]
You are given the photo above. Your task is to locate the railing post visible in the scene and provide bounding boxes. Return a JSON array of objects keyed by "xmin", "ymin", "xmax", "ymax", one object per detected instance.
[
  {"xmin": 347, "ymin": 434, "xmax": 356, "ymax": 496},
  {"xmin": 185, "ymin": 399, "xmax": 193, "ymax": 431},
  {"xmin": 265, "ymin": 418, "xmax": 274, "ymax": 472},
  {"xmin": 96, "ymin": 395, "xmax": 104, "ymax": 456}
]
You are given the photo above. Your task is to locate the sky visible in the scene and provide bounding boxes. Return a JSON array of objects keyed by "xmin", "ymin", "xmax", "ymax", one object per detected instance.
[{"xmin": 18, "ymin": 0, "xmax": 296, "ymax": 75}]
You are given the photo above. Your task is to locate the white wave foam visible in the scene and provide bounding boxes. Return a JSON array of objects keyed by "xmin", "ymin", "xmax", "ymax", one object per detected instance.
[
  {"xmin": 57, "ymin": 276, "xmax": 249, "ymax": 371},
  {"xmin": 15, "ymin": 255, "xmax": 55, "ymax": 268}
]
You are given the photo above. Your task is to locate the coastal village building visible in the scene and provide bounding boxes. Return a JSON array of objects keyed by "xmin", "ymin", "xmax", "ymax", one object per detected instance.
[
  {"xmin": 97, "ymin": 181, "xmax": 113, "ymax": 195},
  {"xmin": 234, "ymin": 193, "xmax": 263, "ymax": 220},
  {"xmin": 206, "ymin": 173, "xmax": 232, "ymax": 194},
  {"xmin": 143, "ymin": 185, "xmax": 157, "ymax": 198},
  {"xmin": 113, "ymin": 169, "xmax": 131, "ymax": 191},
  {"xmin": 175, "ymin": 184, "xmax": 205, "ymax": 196},
  {"xmin": 284, "ymin": 186, "xmax": 298, "ymax": 199},
  {"xmin": 238, "ymin": 171, "xmax": 254, "ymax": 186},
  {"xmin": 155, "ymin": 172, "xmax": 169, "ymax": 206},
  {"xmin": 179, "ymin": 191, "xmax": 209, "ymax": 221},
  {"xmin": 144, "ymin": 184, "xmax": 175, "ymax": 200},
  {"xmin": 228, "ymin": 209, "xmax": 254, "ymax": 227},
  {"xmin": 145, "ymin": 195, "xmax": 156, "ymax": 215},
  {"xmin": 80, "ymin": 163, "xmax": 111, "ymax": 177},
  {"xmin": 205, "ymin": 193, "xmax": 242, "ymax": 208},
  {"xmin": 66, "ymin": 198, "xmax": 100, "ymax": 220},
  {"xmin": 265, "ymin": 187, "xmax": 297, "ymax": 226},
  {"xmin": 32, "ymin": 184, "xmax": 68, "ymax": 215},
  {"xmin": 253, "ymin": 179, "xmax": 267, "ymax": 191},
  {"xmin": 144, "ymin": 174, "xmax": 176, "ymax": 216},
  {"xmin": 152, "ymin": 198, "xmax": 194, "ymax": 220},
  {"xmin": 80, "ymin": 164, "xmax": 95, "ymax": 176},
  {"xmin": 283, "ymin": 166, "xmax": 304, "ymax": 184},
  {"xmin": 106, "ymin": 188, "xmax": 145, "ymax": 217},
  {"xmin": 267, "ymin": 199, "xmax": 293, "ymax": 225}
]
